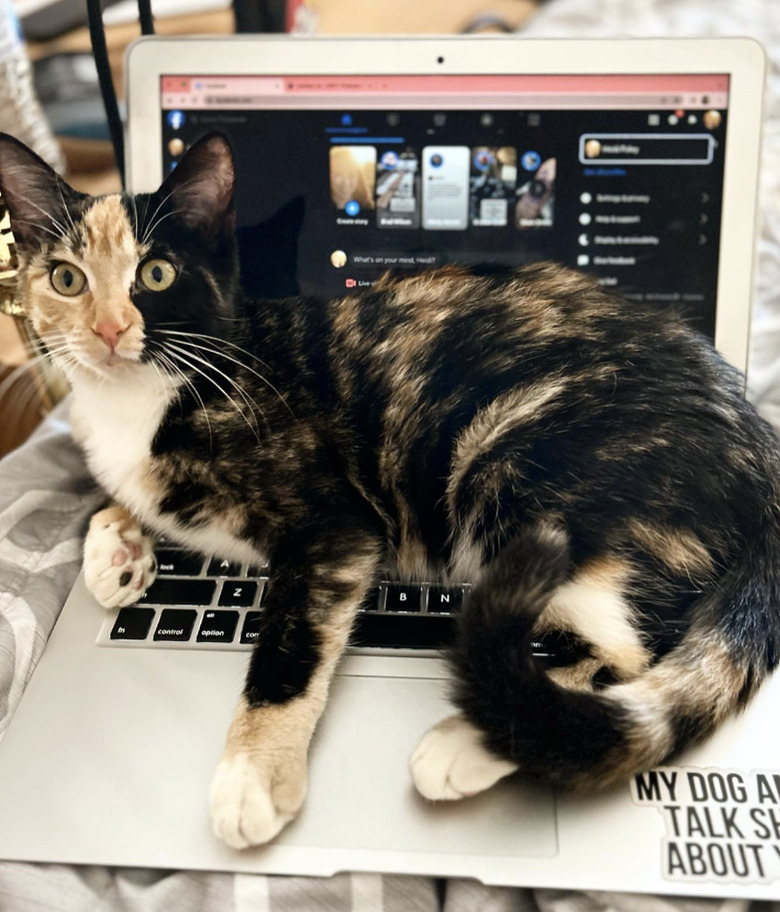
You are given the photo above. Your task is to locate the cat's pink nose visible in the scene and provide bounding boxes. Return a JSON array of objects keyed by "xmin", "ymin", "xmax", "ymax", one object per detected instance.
[{"xmin": 94, "ymin": 321, "xmax": 127, "ymax": 353}]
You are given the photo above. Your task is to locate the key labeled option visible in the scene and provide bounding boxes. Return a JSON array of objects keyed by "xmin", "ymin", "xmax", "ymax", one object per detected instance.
[{"xmin": 197, "ymin": 610, "xmax": 239, "ymax": 643}]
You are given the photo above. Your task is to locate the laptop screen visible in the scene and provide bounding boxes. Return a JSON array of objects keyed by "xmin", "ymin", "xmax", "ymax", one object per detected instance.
[{"xmin": 159, "ymin": 73, "xmax": 729, "ymax": 340}]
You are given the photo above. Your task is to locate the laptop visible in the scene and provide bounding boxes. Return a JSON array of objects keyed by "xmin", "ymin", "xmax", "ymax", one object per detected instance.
[{"xmin": 0, "ymin": 35, "xmax": 775, "ymax": 900}]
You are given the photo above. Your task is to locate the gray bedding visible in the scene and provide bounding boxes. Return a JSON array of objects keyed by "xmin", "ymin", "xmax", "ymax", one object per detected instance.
[{"xmin": 1, "ymin": 0, "xmax": 779, "ymax": 906}]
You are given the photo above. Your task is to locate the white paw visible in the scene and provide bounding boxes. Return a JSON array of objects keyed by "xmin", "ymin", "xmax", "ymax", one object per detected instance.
[
  {"xmin": 210, "ymin": 750, "xmax": 307, "ymax": 849},
  {"xmin": 83, "ymin": 509, "xmax": 156, "ymax": 609},
  {"xmin": 409, "ymin": 714, "xmax": 519, "ymax": 801}
]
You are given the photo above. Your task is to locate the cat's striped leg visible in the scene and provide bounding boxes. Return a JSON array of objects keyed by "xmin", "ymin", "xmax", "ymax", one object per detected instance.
[
  {"xmin": 83, "ymin": 504, "xmax": 156, "ymax": 608},
  {"xmin": 210, "ymin": 529, "xmax": 382, "ymax": 849}
]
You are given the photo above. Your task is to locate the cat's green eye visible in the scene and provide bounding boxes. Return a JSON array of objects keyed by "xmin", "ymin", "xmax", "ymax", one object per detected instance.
[
  {"xmin": 139, "ymin": 258, "xmax": 177, "ymax": 292},
  {"xmin": 50, "ymin": 262, "xmax": 87, "ymax": 296}
]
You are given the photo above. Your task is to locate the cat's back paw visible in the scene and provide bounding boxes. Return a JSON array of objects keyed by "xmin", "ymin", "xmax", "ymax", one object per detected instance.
[
  {"xmin": 409, "ymin": 714, "xmax": 518, "ymax": 801},
  {"xmin": 210, "ymin": 750, "xmax": 306, "ymax": 849},
  {"xmin": 83, "ymin": 506, "xmax": 156, "ymax": 609}
]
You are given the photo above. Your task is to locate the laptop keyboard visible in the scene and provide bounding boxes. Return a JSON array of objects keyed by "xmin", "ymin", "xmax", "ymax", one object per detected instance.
[
  {"xmin": 97, "ymin": 541, "xmax": 575, "ymax": 660},
  {"xmin": 97, "ymin": 538, "xmax": 472, "ymax": 652}
]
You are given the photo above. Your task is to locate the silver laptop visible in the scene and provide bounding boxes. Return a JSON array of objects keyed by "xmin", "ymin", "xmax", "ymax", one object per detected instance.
[{"xmin": 0, "ymin": 36, "xmax": 775, "ymax": 900}]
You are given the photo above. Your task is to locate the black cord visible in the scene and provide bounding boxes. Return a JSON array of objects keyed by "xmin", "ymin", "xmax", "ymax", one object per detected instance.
[
  {"xmin": 86, "ymin": 0, "xmax": 126, "ymax": 186},
  {"xmin": 137, "ymin": 0, "xmax": 155, "ymax": 36}
]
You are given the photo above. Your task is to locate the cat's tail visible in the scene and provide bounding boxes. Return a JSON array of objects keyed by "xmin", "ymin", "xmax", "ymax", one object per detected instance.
[{"xmin": 449, "ymin": 523, "xmax": 780, "ymax": 790}]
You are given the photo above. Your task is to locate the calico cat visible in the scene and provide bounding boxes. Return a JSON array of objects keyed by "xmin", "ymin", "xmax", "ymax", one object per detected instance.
[{"xmin": 1, "ymin": 131, "xmax": 779, "ymax": 849}]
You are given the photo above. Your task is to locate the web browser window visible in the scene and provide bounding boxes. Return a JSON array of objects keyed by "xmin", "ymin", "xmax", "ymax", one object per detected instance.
[{"xmin": 161, "ymin": 73, "xmax": 728, "ymax": 339}]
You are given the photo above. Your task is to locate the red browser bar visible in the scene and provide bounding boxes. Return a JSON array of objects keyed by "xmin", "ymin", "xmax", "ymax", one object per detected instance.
[{"xmin": 283, "ymin": 74, "xmax": 728, "ymax": 93}]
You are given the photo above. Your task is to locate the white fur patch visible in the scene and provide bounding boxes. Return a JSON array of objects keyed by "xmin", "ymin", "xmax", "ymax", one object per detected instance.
[
  {"xmin": 70, "ymin": 365, "xmax": 177, "ymax": 518},
  {"xmin": 70, "ymin": 365, "xmax": 267, "ymax": 565},
  {"xmin": 210, "ymin": 752, "xmax": 304, "ymax": 849},
  {"xmin": 541, "ymin": 560, "xmax": 649, "ymax": 679},
  {"xmin": 83, "ymin": 507, "xmax": 156, "ymax": 608},
  {"xmin": 409, "ymin": 714, "xmax": 518, "ymax": 801}
]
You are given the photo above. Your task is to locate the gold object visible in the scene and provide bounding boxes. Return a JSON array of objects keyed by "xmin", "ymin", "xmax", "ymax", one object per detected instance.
[
  {"xmin": 0, "ymin": 197, "xmax": 67, "ymax": 412},
  {"xmin": 0, "ymin": 202, "xmax": 22, "ymax": 317}
]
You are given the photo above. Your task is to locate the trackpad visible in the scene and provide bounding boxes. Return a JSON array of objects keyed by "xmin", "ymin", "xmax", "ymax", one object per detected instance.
[{"xmin": 277, "ymin": 674, "xmax": 558, "ymax": 858}]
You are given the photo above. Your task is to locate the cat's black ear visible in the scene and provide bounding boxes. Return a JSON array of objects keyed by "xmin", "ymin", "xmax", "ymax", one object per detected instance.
[
  {"xmin": 0, "ymin": 133, "xmax": 82, "ymax": 249},
  {"xmin": 155, "ymin": 132, "xmax": 235, "ymax": 239}
]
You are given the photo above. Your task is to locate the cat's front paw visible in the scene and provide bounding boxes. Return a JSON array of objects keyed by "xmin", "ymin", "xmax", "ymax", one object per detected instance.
[
  {"xmin": 409, "ymin": 714, "xmax": 518, "ymax": 801},
  {"xmin": 83, "ymin": 506, "xmax": 156, "ymax": 609},
  {"xmin": 210, "ymin": 749, "xmax": 307, "ymax": 849}
]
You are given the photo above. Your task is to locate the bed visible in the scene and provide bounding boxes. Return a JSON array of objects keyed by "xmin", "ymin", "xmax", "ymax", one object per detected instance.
[{"xmin": 1, "ymin": 0, "xmax": 778, "ymax": 907}]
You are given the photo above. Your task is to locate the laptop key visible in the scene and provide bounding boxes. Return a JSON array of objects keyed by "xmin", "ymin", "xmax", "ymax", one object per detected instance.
[
  {"xmin": 155, "ymin": 549, "xmax": 204, "ymax": 576},
  {"xmin": 384, "ymin": 583, "xmax": 423, "ymax": 613},
  {"xmin": 427, "ymin": 585, "xmax": 468, "ymax": 614},
  {"xmin": 218, "ymin": 580, "xmax": 259, "ymax": 607},
  {"xmin": 352, "ymin": 613, "xmax": 453, "ymax": 649},
  {"xmin": 240, "ymin": 611, "xmax": 263, "ymax": 644},
  {"xmin": 197, "ymin": 610, "xmax": 239, "ymax": 643},
  {"xmin": 140, "ymin": 578, "xmax": 216, "ymax": 606},
  {"xmin": 153, "ymin": 608, "xmax": 197, "ymax": 641},
  {"xmin": 207, "ymin": 557, "xmax": 243, "ymax": 577},
  {"xmin": 360, "ymin": 586, "xmax": 382, "ymax": 611},
  {"xmin": 110, "ymin": 607, "xmax": 155, "ymax": 640}
]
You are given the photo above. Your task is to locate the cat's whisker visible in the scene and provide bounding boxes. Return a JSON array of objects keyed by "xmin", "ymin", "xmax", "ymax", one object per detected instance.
[
  {"xmin": 0, "ymin": 356, "xmax": 49, "ymax": 403},
  {"xmin": 10, "ymin": 217, "xmax": 65, "ymax": 244},
  {"xmin": 162, "ymin": 341, "xmax": 268, "ymax": 429},
  {"xmin": 5, "ymin": 185, "xmax": 71, "ymax": 241},
  {"xmin": 163, "ymin": 341, "xmax": 267, "ymax": 436},
  {"xmin": 139, "ymin": 177, "xmax": 200, "ymax": 245},
  {"xmin": 129, "ymin": 194, "xmax": 140, "ymax": 238},
  {"xmin": 161, "ymin": 345, "xmax": 264, "ymax": 441},
  {"xmin": 56, "ymin": 181, "xmax": 78, "ymax": 241},
  {"xmin": 157, "ymin": 328, "xmax": 273, "ymax": 372},
  {"xmin": 160, "ymin": 335, "xmax": 295, "ymax": 419},
  {"xmin": 151, "ymin": 346, "xmax": 214, "ymax": 449}
]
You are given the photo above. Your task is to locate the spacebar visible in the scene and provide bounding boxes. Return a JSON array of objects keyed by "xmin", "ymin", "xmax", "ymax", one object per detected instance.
[{"xmin": 351, "ymin": 614, "xmax": 453, "ymax": 649}]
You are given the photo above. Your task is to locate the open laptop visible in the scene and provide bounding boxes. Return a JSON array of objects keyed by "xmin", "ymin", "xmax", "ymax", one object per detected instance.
[{"xmin": 0, "ymin": 36, "xmax": 775, "ymax": 900}]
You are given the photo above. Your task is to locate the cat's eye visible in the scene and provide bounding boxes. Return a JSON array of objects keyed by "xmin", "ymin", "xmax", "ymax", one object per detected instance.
[
  {"xmin": 50, "ymin": 262, "xmax": 87, "ymax": 296},
  {"xmin": 139, "ymin": 258, "xmax": 177, "ymax": 292}
]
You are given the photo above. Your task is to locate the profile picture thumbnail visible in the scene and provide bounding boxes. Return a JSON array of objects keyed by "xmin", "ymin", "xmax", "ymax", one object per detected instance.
[
  {"xmin": 703, "ymin": 110, "xmax": 722, "ymax": 130},
  {"xmin": 584, "ymin": 139, "xmax": 602, "ymax": 159},
  {"xmin": 330, "ymin": 146, "xmax": 376, "ymax": 211}
]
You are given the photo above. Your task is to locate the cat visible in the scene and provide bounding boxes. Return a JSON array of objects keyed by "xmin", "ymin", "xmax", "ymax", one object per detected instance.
[{"xmin": 1, "ymin": 130, "xmax": 779, "ymax": 850}]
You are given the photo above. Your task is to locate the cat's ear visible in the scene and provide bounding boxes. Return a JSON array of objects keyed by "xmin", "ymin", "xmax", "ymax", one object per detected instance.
[
  {"xmin": 154, "ymin": 132, "xmax": 235, "ymax": 239},
  {"xmin": 0, "ymin": 133, "xmax": 82, "ymax": 249}
]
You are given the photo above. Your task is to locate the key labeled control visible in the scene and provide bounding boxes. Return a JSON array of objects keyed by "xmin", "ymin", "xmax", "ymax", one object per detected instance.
[{"xmin": 153, "ymin": 608, "xmax": 197, "ymax": 641}]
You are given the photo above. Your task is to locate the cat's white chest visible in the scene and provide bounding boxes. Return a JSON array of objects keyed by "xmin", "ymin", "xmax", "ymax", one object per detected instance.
[{"xmin": 70, "ymin": 369, "xmax": 176, "ymax": 521}]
